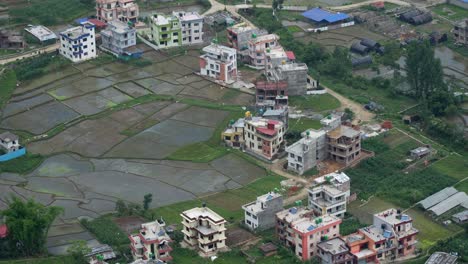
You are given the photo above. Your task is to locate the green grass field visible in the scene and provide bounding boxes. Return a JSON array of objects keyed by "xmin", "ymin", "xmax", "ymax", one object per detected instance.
[
  {"xmin": 167, "ymin": 142, "xmax": 228, "ymax": 163},
  {"xmin": 432, "ymin": 154, "xmax": 468, "ymax": 181},
  {"xmin": 455, "ymin": 180, "xmax": 468, "ymax": 193},
  {"xmin": 287, "ymin": 25, "xmax": 303, "ymax": 33},
  {"xmin": 431, "ymin": 4, "xmax": 468, "ymax": 21},
  {"xmin": 289, "ymin": 94, "xmax": 341, "ymax": 112},
  {"xmin": 0, "ymin": 70, "xmax": 17, "ymax": 109},
  {"xmin": 0, "ymin": 256, "xmax": 77, "ymax": 264},
  {"xmin": 288, "ymin": 118, "xmax": 321, "ymax": 133}
]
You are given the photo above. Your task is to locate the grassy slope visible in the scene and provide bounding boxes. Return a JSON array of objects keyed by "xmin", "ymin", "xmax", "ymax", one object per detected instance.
[
  {"xmin": 288, "ymin": 118, "xmax": 321, "ymax": 133},
  {"xmin": 0, "ymin": 70, "xmax": 17, "ymax": 109},
  {"xmin": 289, "ymin": 93, "xmax": 341, "ymax": 112},
  {"xmin": 431, "ymin": 3, "xmax": 468, "ymax": 21},
  {"xmin": 432, "ymin": 154, "xmax": 468, "ymax": 181}
]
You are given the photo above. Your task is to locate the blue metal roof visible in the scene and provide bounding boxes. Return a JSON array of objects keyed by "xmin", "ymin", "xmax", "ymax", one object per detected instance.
[
  {"xmin": 307, "ymin": 225, "xmax": 315, "ymax": 231},
  {"xmin": 75, "ymin": 17, "xmax": 88, "ymax": 25},
  {"xmin": 302, "ymin": 8, "xmax": 349, "ymax": 23}
]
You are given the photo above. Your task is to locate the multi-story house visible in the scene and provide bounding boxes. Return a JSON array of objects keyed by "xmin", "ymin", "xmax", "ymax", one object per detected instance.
[
  {"xmin": 199, "ymin": 43, "xmax": 237, "ymax": 83},
  {"xmin": 227, "ymin": 25, "xmax": 267, "ymax": 52},
  {"xmin": 173, "ymin": 11, "xmax": 204, "ymax": 45},
  {"xmin": 149, "ymin": 13, "xmax": 182, "ymax": 49},
  {"xmin": 59, "ymin": 22, "xmax": 97, "ymax": 63},
  {"xmin": 0, "ymin": 132, "xmax": 20, "ymax": 153},
  {"xmin": 276, "ymin": 207, "xmax": 342, "ymax": 261},
  {"xmin": 268, "ymin": 62, "xmax": 309, "ymax": 95},
  {"xmin": 345, "ymin": 209, "xmax": 419, "ymax": 263},
  {"xmin": 248, "ymin": 34, "xmax": 280, "ymax": 69},
  {"xmin": 100, "ymin": 20, "xmax": 137, "ymax": 56},
  {"xmin": 264, "ymin": 46, "xmax": 289, "ymax": 77},
  {"xmin": 244, "ymin": 115, "xmax": 286, "ymax": 160},
  {"xmin": 221, "ymin": 118, "xmax": 245, "ymax": 148},
  {"xmin": 286, "ymin": 129, "xmax": 327, "ymax": 175},
  {"xmin": 180, "ymin": 206, "xmax": 227, "ymax": 257},
  {"xmin": 317, "ymin": 237, "xmax": 354, "ymax": 264},
  {"xmin": 129, "ymin": 220, "xmax": 173, "ymax": 262},
  {"xmin": 96, "ymin": 0, "xmax": 139, "ymax": 23},
  {"xmin": 308, "ymin": 172, "xmax": 351, "ymax": 218},
  {"xmin": 255, "ymin": 81, "xmax": 288, "ymax": 109},
  {"xmin": 453, "ymin": 19, "xmax": 468, "ymax": 45},
  {"xmin": 326, "ymin": 126, "xmax": 361, "ymax": 165},
  {"xmin": 242, "ymin": 192, "xmax": 283, "ymax": 231}
]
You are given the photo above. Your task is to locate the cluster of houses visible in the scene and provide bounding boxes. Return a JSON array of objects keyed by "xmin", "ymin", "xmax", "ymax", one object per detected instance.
[{"xmin": 117, "ymin": 169, "xmax": 418, "ymax": 263}]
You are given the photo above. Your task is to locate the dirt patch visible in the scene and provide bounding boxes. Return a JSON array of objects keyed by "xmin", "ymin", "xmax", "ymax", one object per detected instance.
[
  {"xmin": 226, "ymin": 227, "xmax": 257, "ymax": 247},
  {"xmin": 114, "ymin": 216, "xmax": 145, "ymax": 235}
]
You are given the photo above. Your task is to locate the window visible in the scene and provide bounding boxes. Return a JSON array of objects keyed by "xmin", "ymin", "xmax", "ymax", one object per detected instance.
[
  {"xmin": 83, "ymin": 38, "xmax": 87, "ymax": 42},
  {"xmin": 84, "ymin": 45, "xmax": 88, "ymax": 49},
  {"xmin": 194, "ymin": 30, "xmax": 199, "ymax": 33},
  {"xmin": 173, "ymin": 32, "xmax": 179, "ymax": 36},
  {"xmin": 194, "ymin": 23, "xmax": 199, "ymax": 26},
  {"xmin": 84, "ymin": 52, "xmax": 88, "ymax": 56},
  {"xmin": 174, "ymin": 39, "xmax": 179, "ymax": 43},
  {"xmin": 194, "ymin": 37, "xmax": 199, "ymax": 40}
]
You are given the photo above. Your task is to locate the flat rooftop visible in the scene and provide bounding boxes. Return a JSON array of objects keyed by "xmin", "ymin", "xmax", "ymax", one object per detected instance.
[
  {"xmin": 243, "ymin": 192, "xmax": 282, "ymax": 214},
  {"xmin": 173, "ymin": 11, "xmax": 203, "ymax": 21},
  {"xmin": 202, "ymin": 43, "xmax": 236, "ymax": 55},
  {"xmin": 360, "ymin": 226, "xmax": 393, "ymax": 242},
  {"xmin": 276, "ymin": 207, "xmax": 313, "ymax": 224},
  {"xmin": 375, "ymin": 208, "xmax": 412, "ymax": 225},
  {"xmin": 293, "ymin": 214, "xmax": 341, "ymax": 234},
  {"xmin": 317, "ymin": 237, "xmax": 349, "ymax": 254},
  {"xmin": 250, "ymin": 33, "xmax": 278, "ymax": 44},
  {"xmin": 182, "ymin": 207, "xmax": 225, "ymax": 223},
  {"xmin": 327, "ymin": 125, "xmax": 360, "ymax": 139}
]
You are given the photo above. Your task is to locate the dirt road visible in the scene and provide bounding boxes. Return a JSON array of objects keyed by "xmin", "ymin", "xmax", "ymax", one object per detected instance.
[
  {"xmin": 0, "ymin": 43, "xmax": 59, "ymax": 65},
  {"xmin": 329, "ymin": 0, "xmax": 410, "ymax": 11},
  {"xmin": 325, "ymin": 87, "xmax": 375, "ymax": 123}
]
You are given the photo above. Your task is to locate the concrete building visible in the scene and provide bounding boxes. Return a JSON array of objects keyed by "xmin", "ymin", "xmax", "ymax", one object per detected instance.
[
  {"xmin": 248, "ymin": 34, "xmax": 280, "ymax": 69},
  {"xmin": 327, "ymin": 126, "xmax": 361, "ymax": 165},
  {"xmin": 180, "ymin": 206, "xmax": 227, "ymax": 257},
  {"xmin": 276, "ymin": 207, "xmax": 342, "ymax": 261},
  {"xmin": 101, "ymin": 20, "xmax": 137, "ymax": 56},
  {"xmin": 59, "ymin": 22, "xmax": 97, "ymax": 63},
  {"xmin": 221, "ymin": 118, "xmax": 245, "ymax": 148},
  {"xmin": 149, "ymin": 13, "xmax": 182, "ymax": 49},
  {"xmin": 24, "ymin": 25, "xmax": 57, "ymax": 43},
  {"xmin": 268, "ymin": 63, "xmax": 309, "ymax": 96},
  {"xmin": 0, "ymin": 132, "xmax": 20, "ymax": 153},
  {"xmin": 453, "ymin": 19, "xmax": 468, "ymax": 45},
  {"xmin": 286, "ymin": 129, "xmax": 327, "ymax": 175},
  {"xmin": 308, "ymin": 172, "xmax": 351, "ymax": 218},
  {"xmin": 242, "ymin": 192, "xmax": 283, "ymax": 231},
  {"xmin": 227, "ymin": 24, "xmax": 267, "ymax": 51},
  {"xmin": 262, "ymin": 108, "xmax": 289, "ymax": 128},
  {"xmin": 244, "ymin": 115, "xmax": 286, "ymax": 160},
  {"xmin": 129, "ymin": 220, "xmax": 173, "ymax": 262},
  {"xmin": 317, "ymin": 237, "xmax": 354, "ymax": 264},
  {"xmin": 173, "ymin": 11, "xmax": 204, "ymax": 45},
  {"xmin": 347, "ymin": 209, "xmax": 419, "ymax": 263},
  {"xmin": 264, "ymin": 46, "xmax": 289, "ymax": 77},
  {"xmin": 0, "ymin": 29, "xmax": 25, "ymax": 49},
  {"xmin": 96, "ymin": 0, "xmax": 139, "ymax": 23},
  {"xmin": 199, "ymin": 43, "xmax": 237, "ymax": 83},
  {"xmin": 255, "ymin": 81, "xmax": 288, "ymax": 109}
]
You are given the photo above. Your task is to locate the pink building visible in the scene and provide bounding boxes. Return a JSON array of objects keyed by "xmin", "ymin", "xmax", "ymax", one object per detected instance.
[{"xmin": 96, "ymin": 0, "xmax": 139, "ymax": 23}]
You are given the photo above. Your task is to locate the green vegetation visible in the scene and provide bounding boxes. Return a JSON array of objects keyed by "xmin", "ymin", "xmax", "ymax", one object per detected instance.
[
  {"xmin": 167, "ymin": 142, "xmax": 228, "ymax": 162},
  {"xmin": 8, "ymin": 0, "xmax": 94, "ymax": 26},
  {"xmin": 303, "ymin": 167, "xmax": 319, "ymax": 177},
  {"xmin": 0, "ymin": 70, "xmax": 17, "ymax": 109},
  {"xmin": 0, "ymin": 197, "xmax": 63, "ymax": 257},
  {"xmin": 287, "ymin": 25, "xmax": 302, "ymax": 33},
  {"xmin": 340, "ymin": 216, "xmax": 366, "ymax": 236},
  {"xmin": 431, "ymin": 3, "xmax": 468, "ymax": 21},
  {"xmin": 289, "ymin": 94, "xmax": 341, "ymax": 112},
  {"xmin": 432, "ymin": 154, "xmax": 468, "ymax": 180},
  {"xmin": 455, "ymin": 180, "xmax": 468, "ymax": 193},
  {"xmin": 288, "ymin": 118, "xmax": 321, "ymax": 133},
  {"xmin": 430, "ymin": 227, "xmax": 468, "ymax": 262},
  {"xmin": 0, "ymin": 153, "xmax": 44, "ymax": 174},
  {"xmin": 12, "ymin": 53, "xmax": 70, "ymax": 81},
  {"xmin": 80, "ymin": 216, "xmax": 129, "ymax": 247},
  {"xmin": 0, "ymin": 256, "xmax": 78, "ymax": 264}
]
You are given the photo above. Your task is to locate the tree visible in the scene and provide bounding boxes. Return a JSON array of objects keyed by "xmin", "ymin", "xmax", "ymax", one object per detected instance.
[
  {"xmin": 1, "ymin": 196, "xmax": 63, "ymax": 256},
  {"xmin": 115, "ymin": 199, "xmax": 128, "ymax": 216},
  {"xmin": 302, "ymin": 43, "xmax": 328, "ymax": 66},
  {"xmin": 143, "ymin": 194, "xmax": 153, "ymax": 211},
  {"xmin": 67, "ymin": 240, "xmax": 90, "ymax": 264},
  {"xmin": 321, "ymin": 47, "xmax": 352, "ymax": 78}
]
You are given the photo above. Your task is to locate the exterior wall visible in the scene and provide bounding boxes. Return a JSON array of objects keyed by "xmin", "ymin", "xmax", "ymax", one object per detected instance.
[
  {"xmin": 280, "ymin": 66, "xmax": 308, "ymax": 96},
  {"xmin": 101, "ymin": 22, "xmax": 136, "ymax": 55},
  {"xmin": 96, "ymin": 0, "xmax": 139, "ymax": 23},
  {"xmin": 199, "ymin": 44, "xmax": 237, "ymax": 83},
  {"xmin": 243, "ymin": 195, "xmax": 283, "ymax": 231},
  {"xmin": 453, "ymin": 19, "xmax": 468, "ymax": 45},
  {"xmin": 327, "ymin": 135, "xmax": 361, "ymax": 165},
  {"xmin": 180, "ymin": 17, "xmax": 203, "ymax": 45},
  {"xmin": 248, "ymin": 35, "xmax": 280, "ymax": 68},
  {"xmin": 296, "ymin": 221, "xmax": 341, "ymax": 261},
  {"xmin": 244, "ymin": 119, "xmax": 285, "ymax": 160},
  {"xmin": 287, "ymin": 132, "xmax": 326, "ymax": 175},
  {"xmin": 308, "ymin": 188, "xmax": 349, "ymax": 218},
  {"xmin": 59, "ymin": 24, "xmax": 97, "ymax": 63}
]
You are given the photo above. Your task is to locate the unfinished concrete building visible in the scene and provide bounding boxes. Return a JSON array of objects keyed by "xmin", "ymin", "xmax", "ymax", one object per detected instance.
[
  {"xmin": 0, "ymin": 29, "xmax": 25, "ymax": 49},
  {"xmin": 268, "ymin": 63, "xmax": 309, "ymax": 96},
  {"xmin": 242, "ymin": 192, "xmax": 283, "ymax": 231},
  {"xmin": 454, "ymin": 19, "xmax": 468, "ymax": 45},
  {"xmin": 286, "ymin": 129, "xmax": 327, "ymax": 175},
  {"xmin": 326, "ymin": 126, "xmax": 361, "ymax": 165},
  {"xmin": 255, "ymin": 81, "xmax": 288, "ymax": 109}
]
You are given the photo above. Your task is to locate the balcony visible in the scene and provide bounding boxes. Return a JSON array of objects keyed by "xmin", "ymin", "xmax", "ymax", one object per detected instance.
[{"xmin": 158, "ymin": 245, "xmax": 173, "ymax": 254}]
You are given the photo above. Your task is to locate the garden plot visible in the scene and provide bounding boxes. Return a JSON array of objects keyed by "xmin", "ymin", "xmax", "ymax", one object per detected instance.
[
  {"xmin": 84, "ymin": 62, "xmax": 133, "ymax": 78},
  {"xmin": 26, "ymin": 177, "xmax": 83, "ymax": 198},
  {"xmin": 132, "ymin": 100, "xmax": 173, "ymax": 116},
  {"xmin": 28, "ymin": 115, "xmax": 132, "ymax": 157},
  {"xmin": 0, "ymin": 101, "xmax": 80, "ymax": 134},
  {"xmin": 135, "ymin": 77, "xmax": 184, "ymax": 95},
  {"xmin": 2, "ymin": 93, "xmax": 54, "ymax": 117},
  {"xmin": 170, "ymin": 106, "xmax": 229, "ymax": 127},
  {"xmin": 105, "ymin": 67, "xmax": 154, "ymax": 83},
  {"xmin": 15, "ymin": 66, "xmax": 80, "ymax": 94},
  {"xmin": 210, "ymin": 154, "xmax": 266, "ymax": 185},
  {"xmin": 32, "ymin": 154, "xmax": 94, "ymax": 177},
  {"xmin": 179, "ymin": 85, "xmax": 228, "ymax": 101},
  {"xmin": 114, "ymin": 81, "xmax": 151, "ymax": 98},
  {"xmin": 171, "ymin": 53, "xmax": 201, "ymax": 70},
  {"xmin": 63, "ymin": 88, "xmax": 132, "ymax": 116}
]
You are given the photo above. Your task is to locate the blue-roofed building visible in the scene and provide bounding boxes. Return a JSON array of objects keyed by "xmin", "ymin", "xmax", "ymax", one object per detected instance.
[
  {"xmin": 301, "ymin": 8, "xmax": 354, "ymax": 32},
  {"xmin": 242, "ymin": 192, "xmax": 283, "ymax": 231}
]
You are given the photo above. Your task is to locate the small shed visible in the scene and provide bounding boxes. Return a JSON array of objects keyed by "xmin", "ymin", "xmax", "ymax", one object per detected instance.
[
  {"xmin": 452, "ymin": 210, "xmax": 468, "ymax": 224},
  {"xmin": 410, "ymin": 12, "xmax": 432, "ymax": 25},
  {"xmin": 410, "ymin": 146, "xmax": 431, "ymax": 159},
  {"xmin": 259, "ymin": 242, "xmax": 278, "ymax": 256},
  {"xmin": 350, "ymin": 42, "xmax": 369, "ymax": 55}
]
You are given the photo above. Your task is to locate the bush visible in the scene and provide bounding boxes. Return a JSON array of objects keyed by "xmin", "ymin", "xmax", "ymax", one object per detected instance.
[{"xmin": 81, "ymin": 216, "xmax": 129, "ymax": 247}]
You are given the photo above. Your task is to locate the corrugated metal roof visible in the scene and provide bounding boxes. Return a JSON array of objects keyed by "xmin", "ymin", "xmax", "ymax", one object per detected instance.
[
  {"xmin": 418, "ymin": 187, "xmax": 458, "ymax": 209},
  {"xmin": 452, "ymin": 210, "xmax": 468, "ymax": 221},
  {"xmin": 429, "ymin": 192, "xmax": 468, "ymax": 216},
  {"xmin": 425, "ymin": 252, "xmax": 457, "ymax": 264},
  {"xmin": 302, "ymin": 8, "xmax": 349, "ymax": 23}
]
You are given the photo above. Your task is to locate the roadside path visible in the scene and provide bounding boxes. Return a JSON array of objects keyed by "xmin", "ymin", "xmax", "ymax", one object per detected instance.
[
  {"xmin": 0, "ymin": 43, "xmax": 59, "ymax": 65},
  {"xmin": 324, "ymin": 86, "xmax": 375, "ymax": 123},
  {"xmin": 329, "ymin": 0, "xmax": 411, "ymax": 11}
]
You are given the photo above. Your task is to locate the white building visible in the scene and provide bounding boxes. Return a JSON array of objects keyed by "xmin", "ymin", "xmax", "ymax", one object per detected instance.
[
  {"xmin": 0, "ymin": 132, "xmax": 20, "ymax": 153},
  {"xmin": 59, "ymin": 22, "xmax": 96, "ymax": 63},
  {"xmin": 173, "ymin": 11, "xmax": 204, "ymax": 45},
  {"xmin": 180, "ymin": 206, "xmax": 228, "ymax": 257},
  {"xmin": 100, "ymin": 20, "xmax": 137, "ymax": 56},
  {"xmin": 129, "ymin": 220, "xmax": 172, "ymax": 262},
  {"xmin": 24, "ymin": 25, "xmax": 57, "ymax": 43},
  {"xmin": 244, "ymin": 116, "xmax": 286, "ymax": 160},
  {"xmin": 286, "ymin": 129, "xmax": 327, "ymax": 175},
  {"xmin": 242, "ymin": 192, "xmax": 283, "ymax": 231},
  {"xmin": 308, "ymin": 172, "xmax": 351, "ymax": 218},
  {"xmin": 199, "ymin": 43, "xmax": 237, "ymax": 83}
]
